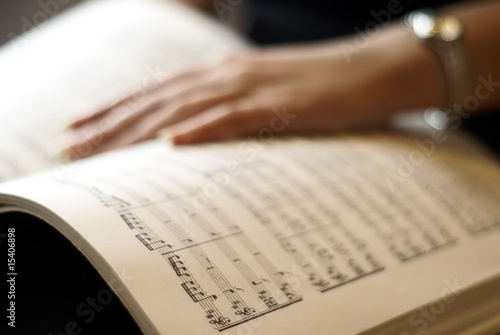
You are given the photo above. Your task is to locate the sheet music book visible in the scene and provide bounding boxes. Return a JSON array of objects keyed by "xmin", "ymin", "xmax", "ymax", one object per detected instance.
[{"xmin": 0, "ymin": 0, "xmax": 499, "ymax": 334}]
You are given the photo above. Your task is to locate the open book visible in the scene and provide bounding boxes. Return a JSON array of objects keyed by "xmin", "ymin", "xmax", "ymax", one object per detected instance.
[{"xmin": 1, "ymin": 0, "xmax": 500, "ymax": 334}]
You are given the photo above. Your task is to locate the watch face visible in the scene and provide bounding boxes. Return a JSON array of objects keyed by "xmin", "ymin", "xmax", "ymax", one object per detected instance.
[
  {"xmin": 409, "ymin": 11, "xmax": 463, "ymax": 42},
  {"xmin": 440, "ymin": 17, "xmax": 462, "ymax": 41},
  {"xmin": 409, "ymin": 11, "xmax": 436, "ymax": 39}
]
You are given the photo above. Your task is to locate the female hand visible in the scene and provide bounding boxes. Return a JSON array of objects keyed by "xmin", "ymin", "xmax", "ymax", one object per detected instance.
[{"xmin": 63, "ymin": 24, "xmax": 445, "ymax": 160}]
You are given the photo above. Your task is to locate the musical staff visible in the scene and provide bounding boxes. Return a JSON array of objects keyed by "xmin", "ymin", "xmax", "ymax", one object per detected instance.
[
  {"xmin": 218, "ymin": 163, "xmax": 385, "ymax": 292},
  {"xmin": 63, "ymin": 182, "xmax": 302, "ymax": 331},
  {"xmin": 49, "ymin": 134, "xmax": 500, "ymax": 333},
  {"xmin": 280, "ymin": 141, "xmax": 460, "ymax": 263}
]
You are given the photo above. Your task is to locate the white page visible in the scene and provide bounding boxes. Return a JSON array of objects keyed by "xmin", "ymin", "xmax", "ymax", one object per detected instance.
[
  {"xmin": 1, "ymin": 133, "xmax": 499, "ymax": 334},
  {"xmin": 0, "ymin": 0, "xmax": 247, "ymax": 182}
]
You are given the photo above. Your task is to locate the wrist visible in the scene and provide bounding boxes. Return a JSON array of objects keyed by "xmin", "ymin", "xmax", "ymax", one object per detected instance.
[{"xmin": 370, "ymin": 24, "xmax": 448, "ymax": 114}]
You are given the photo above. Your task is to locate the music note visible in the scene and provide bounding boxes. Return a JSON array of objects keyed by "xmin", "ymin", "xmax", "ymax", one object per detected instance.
[
  {"xmin": 136, "ymin": 233, "xmax": 167, "ymax": 251},
  {"xmin": 235, "ymin": 307, "xmax": 256, "ymax": 316},
  {"xmin": 208, "ymin": 316, "xmax": 231, "ymax": 326},
  {"xmin": 282, "ymin": 241, "xmax": 297, "ymax": 253},
  {"xmin": 121, "ymin": 212, "xmax": 143, "ymax": 230},
  {"xmin": 182, "ymin": 281, "xmax": 217, "ymax": 302},
  {"xmin": 102, "ymin": 196, "xmax": 130, "ymax": 210},
  {"xmin": 168, "ymin": 256, "xmax": 191, "ymax": 277},
  {"xmin": 74, "ymin": 183, "xmax": 303, "ymax": 331}
]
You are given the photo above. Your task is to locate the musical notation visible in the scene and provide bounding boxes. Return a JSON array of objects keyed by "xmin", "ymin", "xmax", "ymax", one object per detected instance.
[
  {"xmin": 277, "ymin": 141, "xmax": 460, "ymax": 263},
  {"xmin": 64, "ymin": 180, "xmax": 301, "ymax": 331},
  {"xmin": 420, "ymin": 175, "xmax": 500, "ymax": 236},
  {"xmin": 52, "ymin": 135, "xmax": 498, "ymax": 330},
  {"xmin": 217, "ymin": 164, "xmax": 385, "ymax": 292}
]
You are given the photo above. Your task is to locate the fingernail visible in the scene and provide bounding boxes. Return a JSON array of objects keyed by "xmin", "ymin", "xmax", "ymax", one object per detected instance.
[
  {"xmin": 156, "ymin": 129, "xmax": 174, "ymax": 142},
  {"xmin": 62, "ymin": 123, "xmax": 75, "ymax": 131},
  {"xmin": 58, "ymin": 147, "xmax": 75, "ymax": 162}
]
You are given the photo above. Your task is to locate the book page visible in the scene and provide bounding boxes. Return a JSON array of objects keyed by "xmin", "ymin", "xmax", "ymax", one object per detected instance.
[
  {"xmin": 0, "ymin": 0, "xmax": 247, "ymax": 182},
  {"xmin": 1, "ymin": 133, "xmax": 499, "ymax": 334}
]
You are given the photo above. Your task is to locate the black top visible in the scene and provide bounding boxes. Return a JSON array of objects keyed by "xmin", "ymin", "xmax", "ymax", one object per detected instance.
[{"xmin": 246, "ymin": 0, "xmax": 458, "ymax": 44}]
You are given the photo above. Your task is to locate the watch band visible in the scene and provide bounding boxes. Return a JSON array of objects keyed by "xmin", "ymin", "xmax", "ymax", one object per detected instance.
[{"xmin": 407, "ymin": 10, "xmax": 469, "ymax": 110}]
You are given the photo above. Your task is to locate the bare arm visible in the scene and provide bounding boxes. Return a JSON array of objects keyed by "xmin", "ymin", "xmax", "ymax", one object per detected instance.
[
  {"xmin": 172, "ymin": 0, "xmax": 213, "ymax": 12},
  {"xmin": 63, "ymin": 0, "xmax": 500, "ymax": 159}
]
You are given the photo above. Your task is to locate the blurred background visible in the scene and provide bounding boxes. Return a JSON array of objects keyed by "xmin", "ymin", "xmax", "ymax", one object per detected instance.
[{"xmin": 0, "ymin": 0, "xmax": 83, "ymax": 46}]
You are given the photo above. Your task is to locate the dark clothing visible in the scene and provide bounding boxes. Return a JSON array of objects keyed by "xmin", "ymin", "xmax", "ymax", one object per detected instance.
[{"xmin": 246, "ymin": 0, "xmax": 457, "ymax": 45}]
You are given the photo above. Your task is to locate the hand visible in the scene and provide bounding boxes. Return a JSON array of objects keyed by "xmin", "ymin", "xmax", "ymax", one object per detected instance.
[{"xmin": 63, "ymin": 25, "xmax": 445, "ymax": 160}]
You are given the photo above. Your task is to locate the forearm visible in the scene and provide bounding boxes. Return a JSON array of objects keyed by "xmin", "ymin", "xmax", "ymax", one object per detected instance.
[
  {"xmin": 170, "ymin": 0, "xmax": 213, "ymax": 12},
  {"xmin": 374, "ymin": 0, "xmax": 500, "ymax": 115},
  {"xmin": 64, "ymin": 0, "xmax": 500, "ymax": 155}
]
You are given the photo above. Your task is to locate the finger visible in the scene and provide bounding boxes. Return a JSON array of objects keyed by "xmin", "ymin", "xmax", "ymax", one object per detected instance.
[
  {"xmin": 64, "ymin": 69, "xmax": 240, "ymax": 158},
  {"xmin": 131, "ymin": 84, "xmax": 247, "ymax": 141},
  {"xmin": 68, "ymin": 79, "xmax": 244, "ymax": 156},
  {"xmin": 64, "ymin": 100, "xmax": 166, "ymax": 160},
  {"xmin": 66, "ymin": 65, "xmax": 206, "ymax": 129},
  {"xmin": 66, "ymin": 102, "xmax": 120, "ymax": 130},
  {"xmin": 162, "ymin": 100, "xmax": 271, "ymax": 145}
]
